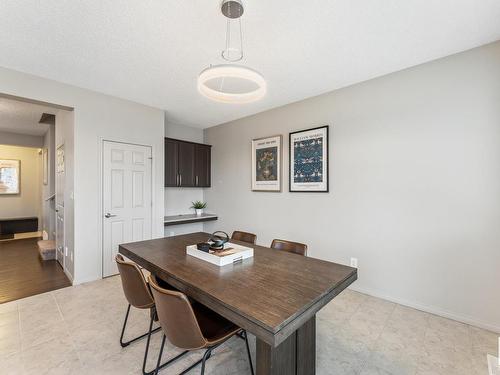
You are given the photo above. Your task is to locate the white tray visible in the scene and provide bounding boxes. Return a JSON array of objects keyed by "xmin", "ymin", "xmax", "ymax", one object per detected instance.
[{"xmin": 186, "ymin": 242, "xmax": 254, "ymax": 266}]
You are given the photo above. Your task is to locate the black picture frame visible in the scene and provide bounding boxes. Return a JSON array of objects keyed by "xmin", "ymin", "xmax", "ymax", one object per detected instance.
[{"xmin": 289, "ymin": 125, "xmax": 329, "ymax": 193}]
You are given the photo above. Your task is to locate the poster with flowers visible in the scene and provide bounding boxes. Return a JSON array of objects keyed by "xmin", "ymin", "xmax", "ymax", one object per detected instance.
[{"xmin": 251, "ymin": 135, "xmax": 282, "ymax": 191}]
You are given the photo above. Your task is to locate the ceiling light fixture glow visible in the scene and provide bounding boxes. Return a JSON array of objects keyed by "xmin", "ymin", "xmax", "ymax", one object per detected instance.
[
  {"xmin": 197, "ymin": 65, "xmax": 266, "ymax": 104},
  {"xmin": 198, "ymin": 0, "xmax": 266, "ymax": 104}
]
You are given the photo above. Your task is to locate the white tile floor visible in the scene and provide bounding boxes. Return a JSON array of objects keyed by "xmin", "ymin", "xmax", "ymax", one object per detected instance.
[{"xmin": 0, "ymin": 276, "xmax": 497, "ymax": 374}]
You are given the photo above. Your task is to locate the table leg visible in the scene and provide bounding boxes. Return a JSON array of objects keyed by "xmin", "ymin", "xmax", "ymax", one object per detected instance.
[{"xmin": 256, "ymin": 315, "xmax": 316, "ymax": 375}]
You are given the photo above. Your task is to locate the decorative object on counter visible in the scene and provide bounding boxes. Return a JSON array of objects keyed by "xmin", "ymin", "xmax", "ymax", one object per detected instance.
[
  {"xmin": 207, "ymin": 231, "xmax": 229, "ymax": 250},
  {"xmin": 186, "ymin": 241, "xmax": 254, "ymax": 266},
  {"xmin": 289, "ymin": 125, "xmax": 329, "ymax": 192},
  {"xmin": 196, "ymin": 242, "xmax": 211, "ymax": 253},
  {"xmin": 0, "ymin": 159, "xmax": 20, "ymax": 195},
  {"xmin": 190, "ymin": 200, "xmax": 207, "ymax": 216},
  {"xmin": 251, "ymin": 135, "xmax": 282, "ymax": 192}
]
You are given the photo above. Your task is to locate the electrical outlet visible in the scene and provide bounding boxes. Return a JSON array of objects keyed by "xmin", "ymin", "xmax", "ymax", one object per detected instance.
[{"xmin": 350, "ymin": 257, "xmax": 358, "ymax": 268}]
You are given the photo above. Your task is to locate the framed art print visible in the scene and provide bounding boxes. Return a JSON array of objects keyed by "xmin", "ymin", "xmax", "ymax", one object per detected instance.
[
  {"xmin": 289, "ymin": 126, "xmax": 329, "ymax": 192},
  {"xmin": 0, "ymin": 159, "xmax": 21, "ymax": 195},
  {"xmin": 252, "ymin": 135, "xmax": 282, "ymax": 191}
]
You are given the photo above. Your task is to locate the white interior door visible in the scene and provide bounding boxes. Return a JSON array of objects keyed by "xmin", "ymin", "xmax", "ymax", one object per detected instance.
[{"xmin": 102, "ymin": 141, "xmax": 152, "ymax": 277}]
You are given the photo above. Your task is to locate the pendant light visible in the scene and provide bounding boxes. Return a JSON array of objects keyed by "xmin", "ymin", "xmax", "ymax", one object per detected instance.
[
  {"xmin": 197, "ymin": 0, "xmax": 266, "ymax": 104},
  {"xmin": 221, "ymin": 0, "xmax": 244, "ymax": 62}
]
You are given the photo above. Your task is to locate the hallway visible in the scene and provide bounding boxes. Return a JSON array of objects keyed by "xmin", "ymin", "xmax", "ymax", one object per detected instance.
[{"xmin": 0, "ymin": 237, "xmax": 71, "ymax": 303}]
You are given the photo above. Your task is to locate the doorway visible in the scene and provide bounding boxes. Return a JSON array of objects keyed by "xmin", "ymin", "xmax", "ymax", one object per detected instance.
[
  {"xmin": 0, "ymin": 95, "xmax": 73, "ymax": 302},
  {"xmin": 102, "ymin": 140, "xmax": 153, "ymax": 277}
]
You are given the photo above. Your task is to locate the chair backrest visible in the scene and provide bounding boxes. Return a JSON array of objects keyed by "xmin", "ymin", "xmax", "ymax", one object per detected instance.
[
  {"xmin": 148, "ymin": 276, "xmax": 207, "ymax": 350},
  {"xmin": 115, "ymin": 254, "xmax": 154, "ymax": 309},
  {"xmin": 270, "ymin": 239, "xmax": 308, "ymax": 256},
  {"xmin": 231, "ymin": 231, "xmax": 257, "ymax": 244}
]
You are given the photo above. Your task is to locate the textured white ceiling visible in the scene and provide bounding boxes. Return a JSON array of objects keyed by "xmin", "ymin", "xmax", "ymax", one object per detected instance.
[
  {"xmin": 0, "ymin": 1, "xmax": 499, "ymax": 128},
  {"xmin": 0, "ymin": 98, "xmax": 55, "ymax": 136}
]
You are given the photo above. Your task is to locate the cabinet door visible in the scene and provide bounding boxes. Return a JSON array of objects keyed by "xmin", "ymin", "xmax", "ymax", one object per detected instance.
[
  {"xmin": 178, "ymin": 142, "xmax": 196, "ymax": 187},
  {"xmin": 195, "ymin": 145, "xmax": 211, "ymax": 187},
  {"xmin": 165, "ymin": 139, "xmax": 179, "ymax": 187}
]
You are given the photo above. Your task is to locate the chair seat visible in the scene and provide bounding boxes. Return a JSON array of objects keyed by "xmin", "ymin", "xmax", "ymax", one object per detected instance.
[{"xmin": 192, "ymin": 302, "xmax": 240, "ymax": 345}]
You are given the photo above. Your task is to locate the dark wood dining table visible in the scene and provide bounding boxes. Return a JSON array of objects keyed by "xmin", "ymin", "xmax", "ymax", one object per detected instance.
[{"xmin": 119, "ymin": 232, "xmax": 357, "ymax": 375}]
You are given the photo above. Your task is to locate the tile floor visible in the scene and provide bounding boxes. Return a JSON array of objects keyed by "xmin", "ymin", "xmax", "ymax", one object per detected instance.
[{"xmin": 0, "ymin": 276, "xmax": 496, "ymax": 374}]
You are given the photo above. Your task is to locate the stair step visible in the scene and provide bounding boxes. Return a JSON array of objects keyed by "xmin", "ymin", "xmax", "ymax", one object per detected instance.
[{"xmin": 37, "ymin": 240, "xmax": 56, "ymax": 261}]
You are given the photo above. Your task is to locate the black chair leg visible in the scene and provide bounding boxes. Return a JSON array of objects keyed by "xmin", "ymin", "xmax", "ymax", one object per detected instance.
[
  {"xmin": 200, "ymin": 347, "xmax": 213, "ymax": 375},
  {"xmin": 120, "ymin": 304, "xmax": 161, "ymax": 348},
  {"xmin": 243, "ymin": 331, "xmax": 254, "ymax": 375},
  {"xmin": 142, "ymin": 313, "xmax": 155, "ymax": 375},
  {"xmin": 120, "ymin": 304, "xmax": 132, "ymax": 347},
  {"xmin": 147, "ymin": 332, "xmax": 189, "ymax": 375},
  {"xmin": 154, "ymin": 335, "xmax": 167, "ymax": 375}
]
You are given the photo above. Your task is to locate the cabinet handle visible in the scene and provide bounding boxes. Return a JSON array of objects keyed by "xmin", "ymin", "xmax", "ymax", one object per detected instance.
[
  {"xmin": 179, "ymin": 174, "xmax": 182, "ymax": 186},
  {"xmin": 196, "ymin": 176, "xmax": 199, "ymax": 186}
]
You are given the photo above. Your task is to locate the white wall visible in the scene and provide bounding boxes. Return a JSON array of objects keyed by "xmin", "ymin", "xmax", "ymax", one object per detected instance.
[
  {"xmin": 0, "ymin": 67, "xmax": 165, "ymax": 284},
  {"xmin": 164, "ymin": 121, "xmax": 206, "ymax": 236},
  {"xmin": 204, "ymin": 41, "xmax": 500, "ymax": 332},
  {"xmin": 0, "ymin": 130, "xmax": 43, "ymax": 148},
  {"xmin": 0, "ymin": 145, "xmax": 41, "ymax": 226},
  {"xmin": 55, "ymin": 110, "xmax": 75, "ymax": 279}
]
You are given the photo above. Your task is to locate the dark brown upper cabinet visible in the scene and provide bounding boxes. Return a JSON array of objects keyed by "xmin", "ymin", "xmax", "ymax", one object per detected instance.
[{"xmin": 165, "ymin": 138, "xmax": 211, "ymax": 187}]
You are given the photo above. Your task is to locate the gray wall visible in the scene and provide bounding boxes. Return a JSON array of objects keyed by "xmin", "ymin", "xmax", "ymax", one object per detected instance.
[
  {"xmin": 0, "ymin": 130, "xmax": 43, "ymax": 148},
  {"xmin": 41, "ymin": 124, "xmax": 55, "ymax": 239},
  {"xmin": 204, "ymin": 41, "xmax": 500, "ymax": 332},
  {"xmin": 55, "ymin": 110, "xmax": 75, "ymax": 279}
]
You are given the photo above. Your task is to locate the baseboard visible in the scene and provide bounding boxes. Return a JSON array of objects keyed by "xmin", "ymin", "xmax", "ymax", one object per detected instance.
[
  {"xmin": 72, "ymin": 275, "xmax": 100, "ymax": 285},
  {"xmin": 349, "ymin": 285, "xmax": 500, "ymax": 334},
  {"xmin": 64, "ymin": 269, "xmax": 74, "ymax": 284}
]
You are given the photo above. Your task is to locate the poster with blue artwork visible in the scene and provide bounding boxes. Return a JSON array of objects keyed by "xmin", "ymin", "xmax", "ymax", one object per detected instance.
[{"xmin": 289, "ymin": 126, "xmax": 329, "ymax": 192}]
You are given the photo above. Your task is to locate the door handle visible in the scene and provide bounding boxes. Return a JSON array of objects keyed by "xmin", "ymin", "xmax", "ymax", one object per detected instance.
[{"xmin": 104, "ymin": 213, "xmax": 117, "ymax": 218}]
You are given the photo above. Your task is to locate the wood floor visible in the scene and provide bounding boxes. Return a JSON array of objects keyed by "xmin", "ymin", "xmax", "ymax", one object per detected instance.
[{"xmin": 0, "ymin": 237, "xmax": 71, "ymax": 304}]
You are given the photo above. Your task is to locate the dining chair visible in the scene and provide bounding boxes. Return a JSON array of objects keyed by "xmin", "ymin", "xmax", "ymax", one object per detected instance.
[
  {"xmin": 148, "ymin": 276, "xmax": 254, "ymax": 375},
  {"xmin": 270, "ymin": 239, "xmax": 308, "ymax": 256},
  {"xmin": 116, "ymin": 255, "xmax": 187, "ymax": 375},
  {"xmin": 231, "ymin": 230, "xmax": 257, "ymax": 244}
]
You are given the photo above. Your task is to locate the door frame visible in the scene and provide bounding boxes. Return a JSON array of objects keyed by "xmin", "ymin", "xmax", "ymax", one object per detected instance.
[{"xmin": 99, "ymin": 138, "xmax": 155, "ymax": 278}]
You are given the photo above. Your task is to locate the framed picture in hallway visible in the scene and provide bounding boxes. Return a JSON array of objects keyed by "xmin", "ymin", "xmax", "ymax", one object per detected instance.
[
  {"xmin": 0, "ymin": 159, "xmax": 21, "ymax": 195},
  {"xmin": 251, "ymin": 135, "xmax": 282, "ymax": 191},
  {"xmin": 289, "ymin": 125, "xmax": 329, "ymax": 192}
]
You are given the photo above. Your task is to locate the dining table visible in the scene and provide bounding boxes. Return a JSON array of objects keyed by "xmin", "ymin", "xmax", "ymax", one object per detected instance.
[{"xmin": 119, "ymin": 232, "xmax": 357, "ymax": 375}]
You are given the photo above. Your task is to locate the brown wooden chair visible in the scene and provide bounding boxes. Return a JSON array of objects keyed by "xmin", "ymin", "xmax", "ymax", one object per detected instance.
[
  {"xmin": 148, "ymin": 276, "xmax": 254, "ymax": 375},
  {"xmin": 270, "ymin": 239, "xmax": 308, "ymax": 256},
  {"xmin": 116, "ymin": 255, "xmax": 186, "ymax": 375},
  {"xmin": 231, "ymin": 230, "xmax": 257, "ymax": 244}
]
